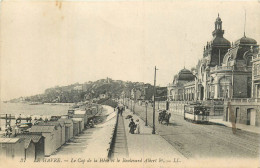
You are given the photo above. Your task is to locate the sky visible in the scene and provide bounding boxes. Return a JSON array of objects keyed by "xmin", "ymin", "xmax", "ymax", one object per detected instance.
[{"xmin": 0, "ymin": 1, "xmax": 260, "ymax": 100}]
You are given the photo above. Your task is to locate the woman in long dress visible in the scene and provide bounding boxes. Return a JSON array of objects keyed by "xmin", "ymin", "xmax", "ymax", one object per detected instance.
[{"xmin": 129, "ymin": 119, "xmax": 136, "ymax": 134}]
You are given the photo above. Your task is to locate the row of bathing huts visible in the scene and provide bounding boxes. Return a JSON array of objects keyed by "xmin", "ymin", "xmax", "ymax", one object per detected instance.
[{"xmin": 0, "ymin": 103, "xmax": 102, "ymax": 160}]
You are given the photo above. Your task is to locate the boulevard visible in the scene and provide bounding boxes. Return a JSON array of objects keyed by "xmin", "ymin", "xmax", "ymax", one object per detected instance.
[{"xmin": 131, "ymin": 103, "xmax": 260, "ymax": 158}]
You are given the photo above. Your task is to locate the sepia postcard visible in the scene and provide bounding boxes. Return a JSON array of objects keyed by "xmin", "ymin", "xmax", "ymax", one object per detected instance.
[{"xmin": 0, "ymin": 0, "xmax": 260, "ymax": 167}]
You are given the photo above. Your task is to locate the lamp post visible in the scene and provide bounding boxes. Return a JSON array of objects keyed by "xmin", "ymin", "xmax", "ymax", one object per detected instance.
[
  {"xmin": 133, "ymin": 89, "xmax": 136, "ymax": 114},
  {"xmin": 145, "ymin": 101, "xmax": 148, "ymax": 126},
  {"xmin": 131, "ymin": 99, "xmax": 133, "ymax": 112},
  {"xmin": 152, "ymin": 66, "xmax": 158, "ymax": 134},
  {"xmin": 133, "ymin": 99, "xmax": 135, "ymax": 114}
]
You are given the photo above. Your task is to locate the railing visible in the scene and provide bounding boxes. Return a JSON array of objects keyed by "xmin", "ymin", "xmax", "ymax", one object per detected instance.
[
  {"xmin": 225, "ymin": 98, "xmax": 260, "ymax": 103},
  {"xmin": 236, "ymin": 66, "xmax": 252, "ymax": 72},
  {"xmin": 211, "ymin": 66, "xmax": 252, "ymax": 72},
  {"xmin": 253, "ymin": 74, "xmax": 260, "ymax": 79},
  {"xmin": 211, "ymin": 66, "xmax": 233, "ymax": 72},
  {"xmin": 107, "ymin": 112, "xmax": 119, "ymax": 159}
]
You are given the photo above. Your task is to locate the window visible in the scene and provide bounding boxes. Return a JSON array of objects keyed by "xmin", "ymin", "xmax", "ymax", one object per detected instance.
[
  {"xmin": 235, "ymin": 107, "xmax": 240, "ymax": 123},
  {"xmin": 247, "ymin": 56, "xmax": 253, "ymax": 66},
  {"xmin": 254, "ymin": 64, "xmax": 257, "ymax": 75},
  {"xmin": 247, "ymin": 77, "xmax": 252, "ymax": 97}
]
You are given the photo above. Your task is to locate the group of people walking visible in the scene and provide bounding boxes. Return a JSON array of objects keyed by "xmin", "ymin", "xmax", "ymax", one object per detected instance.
[
  {"xmin": 116, "ymin": 105, "xmax": 125, "ymax": 116},
  {"xmin": 128, "ymin": 118, "xmax": 140, "ymax": 134},
  {"xmin": 116, "ymin": 104, "xmax": 140, "ymax": 134}
]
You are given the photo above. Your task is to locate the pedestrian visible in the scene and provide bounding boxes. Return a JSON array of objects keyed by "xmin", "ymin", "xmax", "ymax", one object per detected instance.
[
  {"xmin": 135, "ymin": 119, "xmax": 140, "ymax": 134},
  {"xmin": 118, "ymin": 107, "xmax": 122, "ymax": 116},
  {"xmin": 120, "ymin": 106, "xmax": 124, "ymax": 116},
  {"xmin": 116, "ymin": 106, "xmax": 120, "ymax": 115},
  {"xmin": 129, "ymin": 119, "xmax": 136, "ymax": 134}
]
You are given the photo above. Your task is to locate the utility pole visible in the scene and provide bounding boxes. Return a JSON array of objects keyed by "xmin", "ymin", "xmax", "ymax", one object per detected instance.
[
  {"xmin": 145, "ymin": 101, "xmax": 148, "ymax": 126},
  {"xmin": 152, "ymin": 66, "xmax": 158, "ymax": 134}
]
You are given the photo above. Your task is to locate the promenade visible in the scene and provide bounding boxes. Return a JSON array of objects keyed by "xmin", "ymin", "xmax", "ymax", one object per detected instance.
[
  {"xmin": 50, "ymin": 105, "xmax": 117, "ymax": 158},
  {"xmin": 121, "ymin": 108, "xmax": 185, "ymax": 160}
]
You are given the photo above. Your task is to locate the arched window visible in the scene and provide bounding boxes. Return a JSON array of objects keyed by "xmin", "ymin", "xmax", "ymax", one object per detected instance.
[
  {"xmin": 219, "ymin": 77, "xmax": 231, "ymax": 98},
  {"xmin": 227, "ymin": 57, "xmax": 232, "ymax": 66},
  {"xmin": 246, "ymin": 56, "xmax": 253, "ymax": 66},
  {"xmin": 235, "ymin": 107, "xmax": 239, "ymax": 123}
]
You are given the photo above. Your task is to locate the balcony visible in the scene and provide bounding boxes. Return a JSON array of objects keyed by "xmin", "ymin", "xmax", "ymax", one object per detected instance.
[
  {"xmin": 235, "ymin": 66, "xmax": 252, "ymax": 72},
  {"xmin": 253, "ymin": 74, "xmax": 260, "ymax": 80},
  {"xmin": 211, "ymin": 66, "xmax": 233, "ymax": 72}
]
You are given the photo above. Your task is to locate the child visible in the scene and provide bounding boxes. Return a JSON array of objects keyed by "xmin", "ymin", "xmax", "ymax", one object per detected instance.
[{"xmin": 135, "ymin": 119, "xmax": 140, "ymax": 134}]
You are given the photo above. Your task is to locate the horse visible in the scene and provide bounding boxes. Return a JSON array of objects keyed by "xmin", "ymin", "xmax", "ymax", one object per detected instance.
[{"xmin": 158, "ymin": 111, "xmax": 171, "ymax": 126}]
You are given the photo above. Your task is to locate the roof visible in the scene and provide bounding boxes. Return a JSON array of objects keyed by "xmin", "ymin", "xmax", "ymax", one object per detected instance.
[
  {"xmin": 72, "ymin": 118, "xmax": 83, "ymax": 122},
  {"xmin": 58, "ymin": 118, "xmax": 73, "ymax": 124},
  {"xmin": 0, "ymin": 138, "xmax": 21, "ymax": 143},
  {"xmin": 30, "ymin": 125, "xmax": 55, "ymax": 133},
  {"xmin": 212, "ymin": 36, "xmax": 230, "ymax": 46},
  {"xmin": 73, "ymin": 114, "xmax": 85, "ymax": 118},
  {"xmin": 74, "ymin": 110, "xmax": 86, "ymax": 115},
  {"xmin": 216, "ymin": 17, "xmax": 221, "ymax": 22},
  {"xmin": 235, "ymin": 36, "xmax": 257, "ymax": 45},
  {"xmin": 38, "ymin": 121, "xmax": 64, "ymax": 127},
  {"xmin": 16, "ymin": 134, "xmax": 42, "ymax": 149},
  {"xmin": 215, "ymin": 14, "xmax": 221, "ymax": 22},
  {"xmin": 16, "ymin": 134, "xmax": 42, "ymax": 143},
  {"xmin": 177, "ymin": 69, "xmax": 195, "ymax": 81}
]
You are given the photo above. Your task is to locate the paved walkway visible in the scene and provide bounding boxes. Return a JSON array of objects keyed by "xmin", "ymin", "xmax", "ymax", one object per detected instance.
[
  {"xmin": 50, "ymin": 105, "xmax": 117, "ymax": 158},
  {"xmin": 210, "ymin": 118, "xmax": 260, "ymax": 134},
  {"xmin": 122, "ymin": 109, "xmax": 185, "ymax": 160}
]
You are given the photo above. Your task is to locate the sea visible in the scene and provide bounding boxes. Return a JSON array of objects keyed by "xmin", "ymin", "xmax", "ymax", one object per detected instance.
[{"xmin": 0, "ymin": 102, "xmax": 72, "ymax": 129}]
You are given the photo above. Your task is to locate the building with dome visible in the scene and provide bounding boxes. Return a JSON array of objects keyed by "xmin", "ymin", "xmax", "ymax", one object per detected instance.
[
  {"xmin": 167, "ymin": 68, "xmax": 195, "ymax": 101},
  {"xmin": 167, "ymin": 14, "xmax": 260, "ymax": 125},
  {"xmin": 168, "ymin": 14, "xmax": 259, "ymax": 101}
]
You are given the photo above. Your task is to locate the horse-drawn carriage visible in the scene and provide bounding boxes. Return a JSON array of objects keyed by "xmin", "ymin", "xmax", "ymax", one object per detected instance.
[{"xmin": 158, "ymin": 110, "xmax": 171, "ymax": 126}]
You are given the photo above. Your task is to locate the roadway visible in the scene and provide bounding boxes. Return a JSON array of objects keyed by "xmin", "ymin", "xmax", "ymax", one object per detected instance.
[{"xmin": 131, "ymin": 104, "xmax": 260, "ymax": 159}]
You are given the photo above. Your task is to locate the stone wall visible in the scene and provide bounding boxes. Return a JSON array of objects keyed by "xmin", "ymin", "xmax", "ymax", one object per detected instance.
[
  {"xmin": 223, "ymin": 100, "xmax": 260, "ymax": 127},
  {"xmin": 233, "ymin": 74, "xmax": 250, "ymax": 98}
]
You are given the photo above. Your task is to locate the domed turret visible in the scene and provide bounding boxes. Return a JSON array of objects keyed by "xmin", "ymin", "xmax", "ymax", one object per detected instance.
[
  {"xmin": 235, "ymin": 36, "xmax": 257, "ymax": 45},
  {"xmin": 177, "ymin": 69, "xmax": 195, "ymax": 81},
  {"xmin": 211, "ymin": 14, "xmax": 230, "ymax": 45},
  {"xmin": 203, "ymin": 14, "xmax": 231, "ymax": 66}
]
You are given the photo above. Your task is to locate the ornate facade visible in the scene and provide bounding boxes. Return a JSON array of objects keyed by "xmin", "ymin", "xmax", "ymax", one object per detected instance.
[
  {"xmin": 252, "ymin": 51, "xmax": 260, "ymax": 98},
  {"xmin": 167, "ymin": 69, "xmax": 195, "ymax": 101},
  {"xmin": 167, "ymin": 14, "xmax": 259, "ymax": 102}
]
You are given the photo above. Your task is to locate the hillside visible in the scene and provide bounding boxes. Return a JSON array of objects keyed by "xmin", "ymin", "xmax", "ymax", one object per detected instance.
[{"xmin": 12, "ymin": 78, "xmax": 153, "ymax": 103}]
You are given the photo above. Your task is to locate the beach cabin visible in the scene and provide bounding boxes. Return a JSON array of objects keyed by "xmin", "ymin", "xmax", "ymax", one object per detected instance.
[
  {"xmin": 58, "ymin": 118, "xmax": 73, "ymax": 142},
  {"xmin": 29, "ymin": 125, "xmax": 59, "ymax": 156},
  {"xmin": 0, "ymin": 138, "xmax": 25, "ymax": 159},
  {"xmin": 72, "ymin": 118, "xmax": 84, "ymax": 133},
  {"xmin": 16, "ymin": 133, "xmax": 45, "ymax": 160},
  {"xmin": 37, "ymin": 121, "xmax": 66, "ymax": 147},
  {"xmin": 72, "ymin": 120, "xmax": 80, "ymax": 136},
  {"xmin": 73, "ymin": 109, "xmax": 88, "ymax": 127}
]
